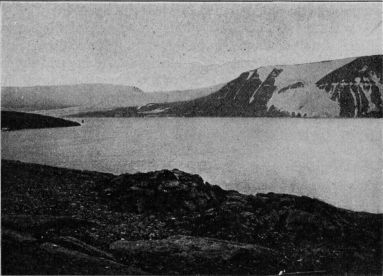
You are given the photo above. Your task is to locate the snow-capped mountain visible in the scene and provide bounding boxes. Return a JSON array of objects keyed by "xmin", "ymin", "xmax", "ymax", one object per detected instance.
[{"xmin": 136, "ymin": 55, "xmax": 382, "ymax": 118}]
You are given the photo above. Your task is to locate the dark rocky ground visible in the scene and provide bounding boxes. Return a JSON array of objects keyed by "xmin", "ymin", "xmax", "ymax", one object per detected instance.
[
  {"xmin": 2, "ymin": 159, "xmax": 382, "ymax": 275},
  {"xmin": 1, "ymin": 111, "xmax": 80, "ymax": 131}
]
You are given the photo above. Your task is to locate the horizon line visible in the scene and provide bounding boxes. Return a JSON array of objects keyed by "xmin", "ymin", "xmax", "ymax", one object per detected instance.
[{"xmin": 2, "ymin": 53, "xmax": 381, "ymax": 91}]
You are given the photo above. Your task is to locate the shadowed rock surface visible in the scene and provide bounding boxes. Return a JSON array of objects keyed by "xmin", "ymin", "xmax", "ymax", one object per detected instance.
[
  {"xmin": 1, "ymin": 160, "xmax": 382, "ymax": 275},
  {"xmin": 2, "ymin": 230, "xmax": 144, "ymax": 275},
  {"xmin": 1, "ymin": 111, "xmax": 80, "ymax": 131},
  {"xmin": 110, "ymin": 235, "xmax": 281, "ymax": 274},
  {"xmin": 98, "ymin": 169, "xmax": 227, "ymax": 213}
]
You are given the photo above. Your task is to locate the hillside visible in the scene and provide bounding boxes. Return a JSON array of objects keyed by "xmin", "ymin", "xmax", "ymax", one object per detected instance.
[
  {"xmin": 1, "ymin": 83, "xmax": 223, "ymax": 116},
  {"xmin": 84, "ymin": 55, "xmax": 382, "ymax": 118},
  {"xmin": 2, "ymin": 160, "xmax": 382, "ymax": 275},
  {"xmin": 144, "ymin": 83, "xmax": 225, "ymax": 103},
  {"xmin": 1, "ymin": 111, "xmax": 80, "ymax": 131},
  {"xmin": 1, "ymin": 84, "xmax": 144, "ymax": 111}
]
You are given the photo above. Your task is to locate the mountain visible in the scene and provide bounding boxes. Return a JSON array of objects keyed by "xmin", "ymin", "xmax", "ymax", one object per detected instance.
[
  {"xmin": 1, "ymin": 84, "xmax": 144, "ymax": 111},
  {"xmin": 144, "ymin": 84, "xmax": 225, "ymax": 103},
  {"xmin": 1, "ymin": 83, "xmax": 224, "ymax": 116},
  {"xmin": 101, "ymin": 55, "xmax": 381, "ymax": 118}
]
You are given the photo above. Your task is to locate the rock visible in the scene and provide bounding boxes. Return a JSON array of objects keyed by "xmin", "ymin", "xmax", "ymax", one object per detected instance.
[
  {"xmin": 98, "ymin": 169, "xmax": 227, "ymax": 213},
  {"xmin": 240, "ymin": 211, "xmax": 255, "ymax": 219},
  {"xmin": 37, "ymin": 242, "xmax": 146, "ymax": 275},
  {"xmin": 2, "ymin": 229, "xmax": 38, "ymax": 245},
  {"xmin": 40, "ymin": 242, "xmax": 120, "ymax": 266},
  {"xmin": 286, "ymin": 210, "xmax": 318, "ymax": 230},
  {"xmin": 1, "ymin": 229, "xmax": 145, "ymax": 275},
  {"xmin": 2, "ymin": 214, "xmax": 98, "ymax": 235},
  {"xmin": 53, "ymin": 236, "xmax": 115, "ymax": 260},
  {"xmin": 109, "ymin": 235, "xmax": 281, "ymax": 274},
  {"xmin": 1, "ymin": 221, "xmax": 145, "ymax": 274},
  {"xmin": 2, "ymin": 160, "xmax": 382, "ymax": 274}
]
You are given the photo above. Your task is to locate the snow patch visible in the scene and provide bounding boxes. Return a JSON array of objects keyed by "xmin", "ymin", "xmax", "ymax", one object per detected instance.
[
  {"xmin": 347, "ymin": 86, "xmax": 358, "ymax": 117},
  {"xmin": 360, "ymin": 85, "xmax": 377, "ymax": 112},
  {"xmin": 246, "ymin": 70, "xmax": 255, "ymax": 80},
  {"xmin": 267, "ymin": 84, "xmax": 340, "ymax": 117},
  {"xmin": 248, "ymin": 68, "xmax": 273, "ymax": 103},
  {"xmin": 140, "ymin": 107, "xmax": 169, "ymax": 114},
  {"xmin": 256, "ymin": 67, "xmax": 274, "ymax": 82},
  {"xmin": 271, "ymin": 57, "xmax": 356, "ymax": 90}
]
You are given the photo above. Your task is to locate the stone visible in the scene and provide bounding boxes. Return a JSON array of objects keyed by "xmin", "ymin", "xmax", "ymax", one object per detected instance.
[
  {"xmin": 2, "ymin": 229, "xmax": 38, "ymax": 245},
  {"xmin": 53, "ymin": 236, "xmax": 115, "ymax": 260},
  {"xmin": 2, "ymin": 214, "xmax": 98, "ymax": 234},
  {"xmin": 110, "ymin": 235, "xmax": 281, "ymax": 274},
  {"xmin": 37, "ymin": 242, "xmax": 146, "ymax": 274},
  {"xmin": 98, "ymin": 169, "xmax": 227, "ymax": 213},
  {"xmin": 40, "ymin": 242, "xmax": 119, "ymax": 266}
]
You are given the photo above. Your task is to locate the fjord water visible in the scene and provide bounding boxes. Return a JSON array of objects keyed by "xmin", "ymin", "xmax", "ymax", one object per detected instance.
[{"xmin": 2, "ymin": 118, "xmax": 381, "ymax": 213}]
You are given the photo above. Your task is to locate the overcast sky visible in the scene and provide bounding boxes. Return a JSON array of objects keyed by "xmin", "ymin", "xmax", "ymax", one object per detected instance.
[{"xmin": 1, "ymin": 2, "xmax": 382, "ymax": 91}]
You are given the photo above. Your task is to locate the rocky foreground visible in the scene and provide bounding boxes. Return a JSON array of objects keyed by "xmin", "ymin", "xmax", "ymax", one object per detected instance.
[{"xmin": 1, "ymin": 160, "xmax": 382, "ymax": 275}]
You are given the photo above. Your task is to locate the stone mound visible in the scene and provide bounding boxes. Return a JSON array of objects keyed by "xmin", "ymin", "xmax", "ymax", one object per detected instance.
[{"xmin": 98, "ymin": 169, "xmax": 227, "ymax": 213}]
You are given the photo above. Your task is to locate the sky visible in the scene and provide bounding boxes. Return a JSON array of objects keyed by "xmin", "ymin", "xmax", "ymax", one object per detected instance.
[{"xmin": 1, "ymin": 2, "xmax": 382, "ymax": 91}]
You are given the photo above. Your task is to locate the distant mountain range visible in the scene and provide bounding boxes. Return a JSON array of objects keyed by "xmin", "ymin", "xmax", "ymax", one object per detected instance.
[
  {"xmin": 1, "ymin": 84, "xmax": 143, "ymax": 111},
  {"xmin": 3, "ymin": 55, "xmax": 382, "ymax": 118},
  {"xmin": 1, "ymin": 83, "xmax": 224, "ymax": 115},
  {"xmin": 76, "ymin": 55, "xmax": 382, "ymax": 118}
]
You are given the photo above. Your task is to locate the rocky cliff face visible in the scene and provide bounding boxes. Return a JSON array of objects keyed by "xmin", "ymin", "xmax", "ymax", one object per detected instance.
[
  {"xmin": 136, "ymin": 55, "xmax": 382, "ymax": 118},
  {"xmin": 316, "ymin": 55, "xmax": 382, "ymax": 117}
]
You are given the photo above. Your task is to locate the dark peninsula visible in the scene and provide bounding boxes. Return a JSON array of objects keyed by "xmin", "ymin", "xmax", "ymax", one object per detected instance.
[{"xmin": 1, "ymin": 111, "xmax": 80, "ymax": 131}]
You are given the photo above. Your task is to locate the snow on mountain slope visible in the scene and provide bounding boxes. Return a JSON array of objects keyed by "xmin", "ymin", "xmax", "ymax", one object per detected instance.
[
  {"xmin": 273, "ymin": 57, "xmax": 355, "ymax": 88},
  {"xmin": 134, "ymin": 55, "xmax": 382, "ymax": 118},
  {"xmin": 267, "ymin": 84, "xmax": 340, "ymax": 117},
  {"xmin": 263, "ymin": 59, "xmax": 355, "ymax": 117}
]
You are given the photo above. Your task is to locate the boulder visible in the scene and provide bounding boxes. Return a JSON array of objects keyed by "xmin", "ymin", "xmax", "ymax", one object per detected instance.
[{"xmin": 110, "ymin": 235, "xmax": 282, "ymax": 274}]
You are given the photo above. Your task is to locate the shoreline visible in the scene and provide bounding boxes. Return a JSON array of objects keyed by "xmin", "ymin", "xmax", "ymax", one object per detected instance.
[
  {"xmin": 2, "ymin": 158, "xmax": 380, "ymax": 215},
  {"xmin": 2, "ymin": 159, "xmax": 382, "ymax": 275}
]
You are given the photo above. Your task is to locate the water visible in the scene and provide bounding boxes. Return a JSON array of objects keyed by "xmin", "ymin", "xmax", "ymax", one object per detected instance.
[{"xmin": 2, "ymin": 117, "xmax": 382, "ymax": 213}]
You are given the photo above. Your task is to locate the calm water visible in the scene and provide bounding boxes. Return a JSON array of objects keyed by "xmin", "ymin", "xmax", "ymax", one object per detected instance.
[{"xmin": 2, "ymin": 118, "xmax": 382, "ymax": 213}]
